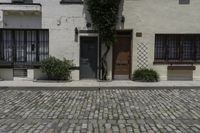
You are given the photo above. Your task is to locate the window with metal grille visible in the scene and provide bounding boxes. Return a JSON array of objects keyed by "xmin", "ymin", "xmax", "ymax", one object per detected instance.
[
  {"xmin": 167, "ymin": 36, "xmax": 179, "ymax": 60},
  {"xmin": 154, "ymin": 34, "xmax": 200, "ymax": 64},
  {"xmin": 0, "ymin": 29, "xmax": 49, "ymax": 67},
  {"xmin": 155, "ymin": 35, "xmax": 165, "ymax": 59},
  {"xmin": 181, "ymin": 36, "xmax": 193, "ymax": 60},
  {"xmin": 1, "ymin": 30, "xmax": 13, "ymax": 62},
  {"xmin": 196, "ymin": 37, "xmax": 200, "ymax": 60}
]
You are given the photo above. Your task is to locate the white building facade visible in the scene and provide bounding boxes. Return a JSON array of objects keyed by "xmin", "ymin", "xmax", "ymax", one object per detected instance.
[{"xmin": 0, "ymin": 0, "xmax": 200, "ymax": 81}]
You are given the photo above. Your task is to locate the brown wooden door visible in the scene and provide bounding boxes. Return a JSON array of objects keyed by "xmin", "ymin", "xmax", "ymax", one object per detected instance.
[{"xmin": 113, "ymin": 37, "xmax": 131, "ymax": 80}]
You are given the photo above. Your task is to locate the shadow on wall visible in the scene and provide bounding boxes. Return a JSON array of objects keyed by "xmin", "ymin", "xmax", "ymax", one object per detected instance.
[
  {"xmin": 117, "ymin": 0, "xmax": 125, "ymax": 29},
  {"xmin": 82, "ymin": 0, "xmax": 125, "ymax": 31},
  {"xmin": 82, "ymin": 2, "xmax": 92, "ymax": 30}
]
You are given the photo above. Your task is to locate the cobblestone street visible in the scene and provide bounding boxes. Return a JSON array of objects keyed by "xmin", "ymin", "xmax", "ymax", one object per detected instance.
[{"xmin": 0, "ymin": 89, "xmax": 200, "ymax": 133}]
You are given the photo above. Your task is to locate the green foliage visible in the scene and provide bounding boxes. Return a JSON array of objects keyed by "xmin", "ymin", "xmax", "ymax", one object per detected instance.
[
  {"xmin": 132, "ymin": 69, "xmax": 159, "ymax": 82},
  {"xmin": 87, "ymin": 0, "xmax": 121, "ymax": 46},
  {"xmin": 87, "ymin": 0, "xmax": 121, "ymax": 80},
  {"xmin": 41, "ymin": 56, "xmax": 74, "ymax": 80}
]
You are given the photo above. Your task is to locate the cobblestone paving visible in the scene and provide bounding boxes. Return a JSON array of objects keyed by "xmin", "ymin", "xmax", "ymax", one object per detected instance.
[{"xmin": 0, "ymin": 89, "xmax": 200, "ymax": 133}]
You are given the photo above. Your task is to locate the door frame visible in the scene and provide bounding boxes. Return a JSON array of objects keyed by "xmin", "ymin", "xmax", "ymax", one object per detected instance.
[
  {"xmin": 112, "ymin": 30, "xmax": 133, "ymax": 80},
  {"xmin": 79, "ymin": 36, "xmax": 99, "ymax": 80}
]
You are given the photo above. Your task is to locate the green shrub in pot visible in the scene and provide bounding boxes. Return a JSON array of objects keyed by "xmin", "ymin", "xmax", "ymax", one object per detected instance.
[{"xmin": 132, "ymin": 68, "xmax": 159, "ymax": 82}]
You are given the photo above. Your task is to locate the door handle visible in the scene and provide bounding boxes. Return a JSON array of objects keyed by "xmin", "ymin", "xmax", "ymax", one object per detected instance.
[{"xmin": 31, "ymin": 44, "xmax": 35, "ymax": 52}]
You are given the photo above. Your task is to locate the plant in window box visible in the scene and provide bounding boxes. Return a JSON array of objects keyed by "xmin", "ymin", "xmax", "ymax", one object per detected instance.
[
  {"xmin": 41, "ymin": 56, "xmax": 74, "ymax": 80},
  {"xmin": 132, "ymin": 68, "xmax": 159, "ymax": 82}
]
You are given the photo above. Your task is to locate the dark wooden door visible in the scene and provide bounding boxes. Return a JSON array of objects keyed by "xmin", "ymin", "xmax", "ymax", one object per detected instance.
[
  {"xmin": 113, "ymin": 37, "xmax": 131, "ymax": 80},
  {"xmin": 80, "ymin": 37, "xmax": 98, "ymax": 79}
]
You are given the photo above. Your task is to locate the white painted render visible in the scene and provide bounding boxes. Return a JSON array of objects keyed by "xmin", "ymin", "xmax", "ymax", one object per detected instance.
[
  {"xmin": 0, "ymin": 0, "xmax": 89, "ymax": 80},
  {"xmin": 4, "ymin": 13, "xmax": 41, "ymax": 28},
  {"xmin": 168, "ymin": 70, "xmax": 193, "ymax": 81},
  {"xmin": 0, "ymin": 0, "xmax": 200, "ymax": 80},
  {"xmin": 122, "ymin": 0, "xmax": 200, "ymax": 80},
  {"xmin": 0, "ymin": 69, "xmax": 13, "ymax": 80},
  {"xmin": 27, "ymin": 69, "xmax": 47, "ymax": 80}
]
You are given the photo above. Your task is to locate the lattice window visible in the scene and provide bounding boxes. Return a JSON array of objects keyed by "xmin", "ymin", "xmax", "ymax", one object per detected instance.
[{"xmin": 137, "ymin": 43, "xmax": 148, "ymax": 69}]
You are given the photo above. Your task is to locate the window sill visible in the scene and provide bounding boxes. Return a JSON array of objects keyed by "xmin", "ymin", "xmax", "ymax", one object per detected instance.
[
  {"xmin": 0, "ymin": 3, "xmax": 41, "ymax": 6},
  {"xmin": 0, "ymin": 62, "xmax": 41, "ymax": 68},
  {"xmin": 153, "ymin": 60, "xmax": 200, "ymax": 64}
]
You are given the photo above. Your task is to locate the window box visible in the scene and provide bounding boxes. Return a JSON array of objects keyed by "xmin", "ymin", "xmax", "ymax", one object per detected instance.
[{"xmin": 168, "ymin": 65, "xmax": 196, "ymax": 70}]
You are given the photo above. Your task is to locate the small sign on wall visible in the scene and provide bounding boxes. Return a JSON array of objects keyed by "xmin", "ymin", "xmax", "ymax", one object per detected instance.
[
  {"xmin": 136, "ymin": 32, "xmax": 142, "ymax": 37},
  {"xmin": 0, "ymin": 10, "xmax": 3, "ymax": 22}
]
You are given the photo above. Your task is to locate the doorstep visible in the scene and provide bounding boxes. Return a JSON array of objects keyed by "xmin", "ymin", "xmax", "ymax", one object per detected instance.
[
  {"xmin": 14, "ymin": 77, "xmax": 32, "ymax": 81},
  {"xmin": 0, "ymin": 80, "xmax": 200, "ymax": 90}
]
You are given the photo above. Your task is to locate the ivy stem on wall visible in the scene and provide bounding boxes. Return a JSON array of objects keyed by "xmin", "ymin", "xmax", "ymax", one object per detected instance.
[{"xmin": 86, "ymin": 0, "xmax": 121, "ymax": 80}]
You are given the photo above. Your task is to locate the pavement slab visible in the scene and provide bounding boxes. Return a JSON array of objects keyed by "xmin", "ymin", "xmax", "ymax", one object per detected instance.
[{"xmin": 1, "ymin": 80, "xmax": 200, "ymax": 89}]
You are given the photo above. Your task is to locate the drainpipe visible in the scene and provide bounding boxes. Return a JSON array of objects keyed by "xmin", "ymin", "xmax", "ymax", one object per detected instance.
[{"xmin": 98, "ymin": 38, "xmax": 102, "ymax": 80}]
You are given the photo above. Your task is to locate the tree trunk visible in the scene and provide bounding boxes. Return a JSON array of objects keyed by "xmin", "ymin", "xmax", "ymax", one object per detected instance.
[{"xmin": 101, "ymin": 44, "xmax": 111, "ymax": 80}]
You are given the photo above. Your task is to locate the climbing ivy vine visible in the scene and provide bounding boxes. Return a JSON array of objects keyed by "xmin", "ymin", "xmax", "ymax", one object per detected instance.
[{"xmin": 86, "ymin": 0, "xmax": 121, "ymax": 80}]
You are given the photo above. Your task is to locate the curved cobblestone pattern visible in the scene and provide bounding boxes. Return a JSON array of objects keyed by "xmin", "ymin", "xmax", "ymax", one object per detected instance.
[{"xmin": 0, "ymin": 89, "xmax": 200, "ymax": 133}]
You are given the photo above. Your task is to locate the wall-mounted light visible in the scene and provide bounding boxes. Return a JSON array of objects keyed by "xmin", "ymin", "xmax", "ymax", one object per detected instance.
[
  {"xmin": 74, "ymin": 27, "xmax": 79, "ymax": 42},
  {"xmin": 86, "ymin": 22, "xmax": 92, "ymax": 28},
  {"xmin": 121, "ymin": 15, "xmax": 125, "ymax": 23},
  {"xmin": 75, "ymin": 27, "xmax": 79, "ymax": 35}
]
